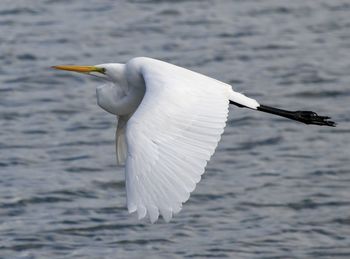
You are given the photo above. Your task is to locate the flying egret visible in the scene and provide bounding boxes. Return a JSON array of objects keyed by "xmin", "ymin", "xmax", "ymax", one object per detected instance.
[{"xmin": 53, "ymin": 57, "xmax": 335, "ymax": 223}]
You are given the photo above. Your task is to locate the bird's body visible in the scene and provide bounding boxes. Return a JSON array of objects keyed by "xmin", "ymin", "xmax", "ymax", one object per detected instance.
[
  {"xmin": 96, "ymin": 58, "xmax": 258, "ymax": 170},
  {"xmin": 53, "ymin": 57, "xmax": 335, "ymax": 223}
]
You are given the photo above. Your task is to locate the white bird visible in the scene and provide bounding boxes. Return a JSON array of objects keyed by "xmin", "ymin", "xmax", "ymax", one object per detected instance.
[{"xmin": 53, "ymin": 57, "xmax": 335, "ymax": 223}]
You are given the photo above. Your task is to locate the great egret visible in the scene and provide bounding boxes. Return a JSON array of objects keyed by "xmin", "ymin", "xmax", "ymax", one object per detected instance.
[{"xmin": 53, "ymin": 57, "xmax": 335, "ymax": 223}]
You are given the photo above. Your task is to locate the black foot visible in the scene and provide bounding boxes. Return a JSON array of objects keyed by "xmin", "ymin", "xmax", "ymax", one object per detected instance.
[{"xmin": 292, "ymin": 111, "xmax": 336, "ymax": 127}]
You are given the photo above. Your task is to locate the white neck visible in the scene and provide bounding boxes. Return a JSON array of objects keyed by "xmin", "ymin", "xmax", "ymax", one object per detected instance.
[{"xmin": 96, "ymin": 63, "xmax": 145, "ymax": 116}]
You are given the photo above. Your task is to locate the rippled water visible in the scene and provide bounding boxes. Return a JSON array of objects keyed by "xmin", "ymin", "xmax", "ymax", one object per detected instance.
[{"xmin": 1, "ymin": 0, "xmax": 350, "ymax": 258}]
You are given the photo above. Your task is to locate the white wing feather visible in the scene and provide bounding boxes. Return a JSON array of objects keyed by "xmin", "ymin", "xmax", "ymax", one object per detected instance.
[
  {"xmin": 125, "ymin": 58, "xmax": 231, "ymax": 223},
  {"xmin": 115, "ymin": 116, "xmax": 128, "ymax": 166}
]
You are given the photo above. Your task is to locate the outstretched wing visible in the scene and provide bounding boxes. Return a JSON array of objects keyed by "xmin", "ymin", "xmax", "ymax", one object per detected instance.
[{"xmin": 125, "ymin": 58, "xmax": 231, "ymax": 223}]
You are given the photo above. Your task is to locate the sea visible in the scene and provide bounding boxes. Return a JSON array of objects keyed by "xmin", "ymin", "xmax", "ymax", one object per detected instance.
[{"xmin": 0, "ymin": 0, "xmax": 350, "ymax": 258}]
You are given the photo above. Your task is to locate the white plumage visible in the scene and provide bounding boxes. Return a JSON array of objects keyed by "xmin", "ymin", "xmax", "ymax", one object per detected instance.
[
  {"xmin": 53, "ymin": 57, "xmax": 260, "ymax": 223},
  {"xmin": 125, "ymin": 58, "xmax": 232, "ymax": 222}
]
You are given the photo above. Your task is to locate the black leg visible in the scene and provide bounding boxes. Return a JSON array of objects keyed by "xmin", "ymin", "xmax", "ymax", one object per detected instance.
[{"xmin": 230, "ymin": 101, "xmax": 336, "ymax": 127}]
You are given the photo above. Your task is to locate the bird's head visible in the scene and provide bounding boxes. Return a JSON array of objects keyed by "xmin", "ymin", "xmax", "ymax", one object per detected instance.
[
  {"xmin": 52, "ymin": 63, "xmax": 126, "ymax": 84},
  {"xmin": 52, "ymin": 63, "xmax": 132, "ymax": 115}
]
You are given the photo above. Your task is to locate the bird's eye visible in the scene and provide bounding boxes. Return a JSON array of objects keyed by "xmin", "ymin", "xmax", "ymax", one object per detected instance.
[{"xmin": 100, "ymin": 68, "xmax": 106, "ymax": 74}]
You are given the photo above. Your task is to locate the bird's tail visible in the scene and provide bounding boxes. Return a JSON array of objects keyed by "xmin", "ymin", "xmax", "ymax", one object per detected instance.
[{"xmin": 229, "ymin": 90, "xmax": 260, "ymax": 110}]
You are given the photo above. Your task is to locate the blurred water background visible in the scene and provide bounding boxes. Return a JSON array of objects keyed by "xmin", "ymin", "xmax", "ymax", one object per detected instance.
[{"xmin": 1, "ymin": 0, "xmax": 350, "ymax": 258}]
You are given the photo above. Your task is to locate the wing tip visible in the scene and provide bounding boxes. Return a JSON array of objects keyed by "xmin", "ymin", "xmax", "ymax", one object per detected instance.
[{"xmin": 129, "ymin": 204, "xmax": 186, "ymax": 223}]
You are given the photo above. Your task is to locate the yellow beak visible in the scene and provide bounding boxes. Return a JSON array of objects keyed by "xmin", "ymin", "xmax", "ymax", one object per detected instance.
[{"xmin": 52, "ymin": 65, "xmax": 105, "ymax": 74}]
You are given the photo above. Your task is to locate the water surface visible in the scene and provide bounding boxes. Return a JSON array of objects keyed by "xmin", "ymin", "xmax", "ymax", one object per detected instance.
[{"xmin": 1, "ymin": 0, "xmax": 350, "ymax": 258}]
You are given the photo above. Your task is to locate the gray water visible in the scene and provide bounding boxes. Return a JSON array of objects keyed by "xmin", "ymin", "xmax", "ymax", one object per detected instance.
[{"xmin": 1, "ymin": 0, "xmax": 350, "ymax": 258}]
